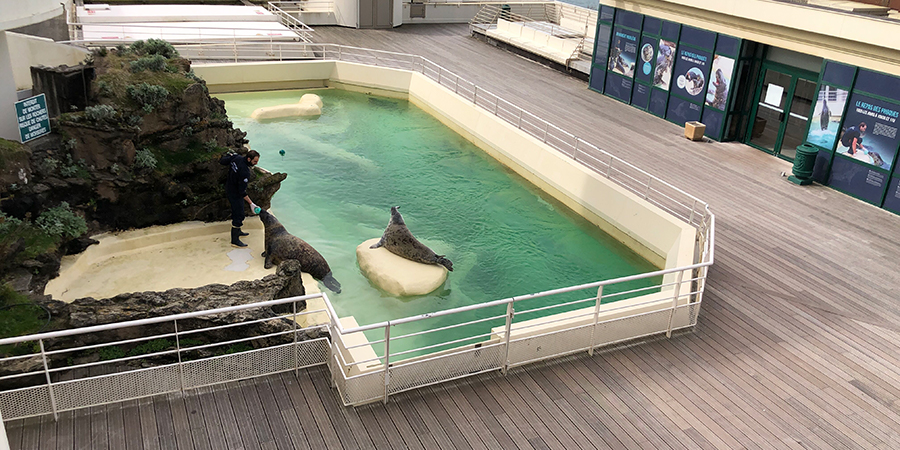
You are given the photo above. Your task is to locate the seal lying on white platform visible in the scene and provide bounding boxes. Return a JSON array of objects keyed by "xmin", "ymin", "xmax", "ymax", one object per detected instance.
[{"xmin": 371, "ymin": 206, "xmax": 453, "ymax": 271}]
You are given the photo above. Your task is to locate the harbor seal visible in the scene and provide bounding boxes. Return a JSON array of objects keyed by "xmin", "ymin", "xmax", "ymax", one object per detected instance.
[
  {"xmin": 370, "ymin": 206, "xmax": 453, "ymax": 271},
  {"xmin": 258, "ymin": 210, "xmax": 342, "ymax": 293},
  {"xmin": 820, "ymin": 99, "xmax": 830, "ymax": 131}
]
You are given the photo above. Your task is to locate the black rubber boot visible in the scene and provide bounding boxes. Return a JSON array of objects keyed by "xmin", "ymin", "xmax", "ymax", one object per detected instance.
[
  {"xmin": 237, "ymin": 228, "xmax": 249, "ymax": 236},
  {"xmin": 231, "ymin": 227, "xmax": 247, "ymax": 247}
]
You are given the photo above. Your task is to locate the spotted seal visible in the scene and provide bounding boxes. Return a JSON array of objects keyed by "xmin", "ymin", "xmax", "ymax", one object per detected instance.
[
  {"xmin": 258, "ymin": 210, "xmax": 341, "ymax": 293},
  {"xmin": 370, "ymin": 206, "xmax": 453, "ymax": 271}
]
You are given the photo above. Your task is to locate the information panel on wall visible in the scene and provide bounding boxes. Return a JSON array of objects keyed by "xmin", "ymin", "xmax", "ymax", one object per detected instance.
[
  {"xmin": 15, "ymin": 94, "xmax": 51, "ymax": 143},
  {"xmin": 834, "ymin": 93, "xmax": 900, "ymax": 171},
  {"xmin": 671, "ymin": 48, "xmax": 712, "ymax": 104},
  {"xmin": 806, "ymin": 85, "xmax": 848, "ymax": 152}
]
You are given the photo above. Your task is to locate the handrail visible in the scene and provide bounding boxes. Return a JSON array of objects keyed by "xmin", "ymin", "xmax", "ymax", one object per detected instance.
[{"xmin": 0, "ymin": 293, "xmax": 326, "ymax": 346}]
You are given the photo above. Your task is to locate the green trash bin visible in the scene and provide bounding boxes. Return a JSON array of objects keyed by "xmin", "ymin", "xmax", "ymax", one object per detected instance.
[{"xmin": 788, "ymin": 143, "xmax": 818, "ymax": 185}]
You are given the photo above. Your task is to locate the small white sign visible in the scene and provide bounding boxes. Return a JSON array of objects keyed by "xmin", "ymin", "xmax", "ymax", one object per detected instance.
[{"xmin": 764, "ymin": 84, "xmax": 784, "ymax": 108}]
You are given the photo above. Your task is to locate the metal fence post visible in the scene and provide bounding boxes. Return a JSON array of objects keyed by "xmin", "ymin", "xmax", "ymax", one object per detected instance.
[
  {"xmin": 473, "ymin": 86, "xmax": 478, "ymax": 106},
  {"xmin": 606, "ymin": 155, "xmax": 613, "ymax": 178},
  {"xmin": 174, "ymin": 319, "xmax": 185, "ymax": 392},
  {"xmin": 543, "ymin": 122, "xmax": 549, "ymax": 143},
  {"xmin": 644, "ymin": 178, "xmax": 652, "ymax": 199},
  {"xmin": 293, "ymin": 299, "xmax": 299, "ymax": 376},
  {"xmin": 383, "ymin": 322, "xmax": 391, "ymax": 404},
  {"xmin": 501, "ymin": 302, "xmax": 514, "ymax": 375},
  {"xmin": 455, "ymin": 75, "xmax": 460, "ymax": 94},
  {"xmin": 39, "ymin": 339, "xmax": 59, "ymax": 421},
  {"xmin": 588, "ymin": 286, "xmax": 603, "ymax": 356},
  {"xmin": 666, "ymin": 270, "xmax": 685, "ymax": 337},
  {"xmin": 573, "ymin": 138, "xmax": 580, "ymax": 162}
]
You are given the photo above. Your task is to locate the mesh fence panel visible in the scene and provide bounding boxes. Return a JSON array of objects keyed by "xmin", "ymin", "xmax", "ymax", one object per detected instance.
[
  {"xmin": 0, "ymin": 385, "xmax": 52, "ymax": 419},
  {"xmin": 55, "ymin": 365, "xmax": 180, "ymax": 411},
  {"xmin": 594, "ymin": 310, "xmax": 671, "ymax": 346},
  {"xmin": 387, "ymin": 343, "xmax": 504, "ymax": 395}
]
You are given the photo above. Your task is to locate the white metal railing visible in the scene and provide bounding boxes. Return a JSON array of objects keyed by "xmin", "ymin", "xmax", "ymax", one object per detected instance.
[
  {"xmin": 0, "ymin": 295, "xmax": 330, "ymax": 420},
  {"xmin": 1, "ymin": 43, "xmax": 714, "ymax": 415},
  {"xmin": 266, "ymin": 2, "xmax": 315, "ymax": 42}
]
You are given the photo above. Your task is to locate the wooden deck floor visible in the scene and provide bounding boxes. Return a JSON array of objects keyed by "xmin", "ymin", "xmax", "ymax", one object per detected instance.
[{"xmin": 8, "ymin": 24, "xmax": 900, "ymax": 449}]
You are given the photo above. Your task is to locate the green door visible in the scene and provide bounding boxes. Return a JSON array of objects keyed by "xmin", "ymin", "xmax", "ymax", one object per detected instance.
[{"xmin": 746, "ymin": 63, "xmax": 818, "ymax": 161}]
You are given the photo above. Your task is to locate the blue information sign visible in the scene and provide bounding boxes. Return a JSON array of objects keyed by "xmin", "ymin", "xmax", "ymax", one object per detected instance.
[{"xmin": 15, "ymin": 94, "xmax": 51, "ymax": 143}]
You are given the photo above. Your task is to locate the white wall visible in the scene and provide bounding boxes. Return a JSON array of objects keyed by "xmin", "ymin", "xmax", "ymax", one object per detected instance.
[
  {"xmin": 0, "ymin": 32, "xmax": 19, "ymax": 141},
  {"xmin": 6, "ymin": 32, "xmax": 89, "ymax": 90},
  {"xmin": 333, "ymin": 0, "xmax": 359, "ymax": 28},
  {"xmin": 0, "ymin": 0, "xmax": 62, "ymax": 31}
]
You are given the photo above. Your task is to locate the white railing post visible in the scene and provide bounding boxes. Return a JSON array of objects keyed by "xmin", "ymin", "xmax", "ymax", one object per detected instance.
[
  {"xmin": 588, "ymin": 285, "xmax": 603, "ymax": 356},
  {"xmin": 174, "ymin": 319, "xmax": 185, "ymax": 392},
  {"xmin": 516, "ymin": 109, "xmax": 522, "ymax": 128},
  {"xmin": 543, "ymin": 122, "xmax": 549, "ymax": 142},
  {"xmin": 688, "ymin": 199, "xmax": 697, "ymax": 226},
  {"xmin": 473, "ymin": 86, "xmax": 478, "ymax": 106},
  {"xmin": 39, "ymin": 339, "xmax": 59, "ymax": 421},
  {"xmin": 644, "ymin": 178, "xmax": 652, "ymax": 199},
  {"xmin": 666, "ymin": 270, "xmax": 685, "ymax": 337},
  {"xmin": 455, "ymin": 75, "xmax": 459, "ymax": 94},
  {"xmin": 437, "ymin": 67, "xmax": 443, "ymax": 85},
  {"xmin": 573, "ymin": 138, "xmax": 580, "ymax": 162},
  {"xmin": 383, "ymin": 322, "xmax": 391, "ymax": 404},
  {"xmin": 606, "ymin": 155, "xmax": 613, "ymax": 178},
  {"xmin": 293, "ymin": 299, "xmax": 299, "ymax": 376},
  {"xmin": 501, "ymin": 302, "xmax": 514, "ymax": 375}
]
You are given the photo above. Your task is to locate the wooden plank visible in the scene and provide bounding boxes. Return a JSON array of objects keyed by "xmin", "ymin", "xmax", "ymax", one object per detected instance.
[
  {"xmin": 289, "ymin": 371, "xmax": 343, "ymax": 449},
  {"xmin": 55, "ymin": 411, "xmax": 76, "ymax": 450},
  {"xmin": 137, "ymin": 397, "xmax": 161, "ymax": 450},
  {"xmin": 167, "ymin": 393, "xmax": 195, "ymax": 450},
  {"xmin": 194, "ymin": 386, "xmax": 228, "ymax": 450},
  {"xmin": 17, "ymin": 416, "xmax": 41, "ymax": 450},
  {"xmin": 152, "ymin": 395, "xmax": 178, "ymax": 450},
  {"xmin": 210, "ymin": 384, "xmax": 244, "ymax": 450},
  {"xmin": 38, "ymin": 413, "xmax": 57, "ymax": 450},
  {"xmin": 251, "ymin": 377, "xmax": 295, "ymax": 450},
  {"xmin": 105, "ymin": 402, "xmax": 126, "ymax": 450},
  {"xmin": 267, "ymin": 376, "xmax": 311, "ymax": 450},
  {"xmin": 425, "ymin": 384, "xmax": 489, "ymax": 450},
  {"xmin": 308, "ymin": 366, "xmax": 374, "ymax": 450},
  {"xmin": 225, "ymin": 380, "xmax": 263, "ymax": 450},
  {"xmin": 5, "ymin": 419, "xmax": 23, "ymax": 450},
  {"xmin": 72, "ymin": 403, "xmax": 92, "ymax": 450},
  {"xmin": 120, "ymin": 399, "xmax": 143, "ymax": 450},
  {"xmin": 279, "ymin": 372, "xmax": 330, "ymax": 450},
  {"xmin": 182, "ymin": 390, "xmax": 213, "ymax": 450}
]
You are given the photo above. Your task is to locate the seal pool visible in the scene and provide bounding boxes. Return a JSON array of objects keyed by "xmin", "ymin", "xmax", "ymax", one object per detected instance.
[{"xmin": 217, "ymin": 88, "xmax": 662, "ymax": 359}]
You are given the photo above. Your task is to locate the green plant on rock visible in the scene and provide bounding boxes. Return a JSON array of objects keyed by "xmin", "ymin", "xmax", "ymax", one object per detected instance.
[
  {"xmin": 125, "ymin": 114, "xmax": 142, "ymax": 128},
  {"xmin": 95, "ymin": 80, "xmax": 112, "ymax": 97},
  {"xmin": 35, "ymin": 202, "xmax": 87, "ymax": 239},
  {"xmin": 129, "ymin": 39, "xmax": 179, "ymax": 59},
  {"xmin": 126, "ymin": 83, "xmax": 169, "ymax": 113},
  {"xmin": 58, "ymin": 154, "xmax": 88, "ymax": 179},
  {"xmin": 98, "ymin": 345, "xmax": 126, "ymax": 361},
  {"xmin": 35, "ymin": 157, "xmax": 59, "ymax": 175},
  {"xmin": 84, "ymin": 104, "xmax": 117, "ymax": 124},
  {"xmin": 130, "ymin": 54, "xmax": 167, "ymax": 73},
  {"xmin": 134, "ymin": 148, "xmax": 157, "ymax": 170}
]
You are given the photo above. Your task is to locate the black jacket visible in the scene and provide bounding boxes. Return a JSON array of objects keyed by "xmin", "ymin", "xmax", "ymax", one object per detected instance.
[{"xmin": 220, "ymin": 153, "xmax": 251, "ymax": 198}]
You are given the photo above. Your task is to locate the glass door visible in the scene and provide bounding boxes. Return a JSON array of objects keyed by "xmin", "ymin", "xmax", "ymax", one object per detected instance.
[{"xmin": 746, "ymin": 64, "xmax": 818, "ymax": 161}]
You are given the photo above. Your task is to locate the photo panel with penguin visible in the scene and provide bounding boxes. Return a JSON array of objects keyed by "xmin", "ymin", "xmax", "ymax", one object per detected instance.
[
  {"xmin": 634, "ymin": 36, "xmax": 657, "ymax": 85},
  {"xmin": 834, "ymin": 92, "xmax": 900, "ymax": 171},
  {"xmin": 806, "ymin": 85, "xmax": 848, "ymax": 151},
  {"xmin": 704, "ymin": 55, "xmax": 734, "ymax": 111},
  {"xmin": 653, "ymin": 39, "xmax": 676, "ymax": 91},
  {"xmin": 672, "ymin": 47, "xmax": 712, "ymax": 103},
  {"xmin": 608, "ymin": 27, "xmax": 639, "ymax": 79}
]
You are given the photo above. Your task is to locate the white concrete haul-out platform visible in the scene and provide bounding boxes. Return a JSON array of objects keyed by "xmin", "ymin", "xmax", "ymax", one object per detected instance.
[{"xmin": 73, "ymin": 4, "xmax": 307, "ymax": 44}]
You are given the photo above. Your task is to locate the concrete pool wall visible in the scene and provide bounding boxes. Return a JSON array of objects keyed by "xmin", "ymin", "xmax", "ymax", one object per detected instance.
[{"xmin": 193, "ymin": 60, "xmax": 698, "ymax": 373}]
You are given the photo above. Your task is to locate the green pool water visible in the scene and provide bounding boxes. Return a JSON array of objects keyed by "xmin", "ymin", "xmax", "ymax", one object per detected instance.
[{"xmin": 217, "ymin": 89, "xmax": 661, "ymax": 358}]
